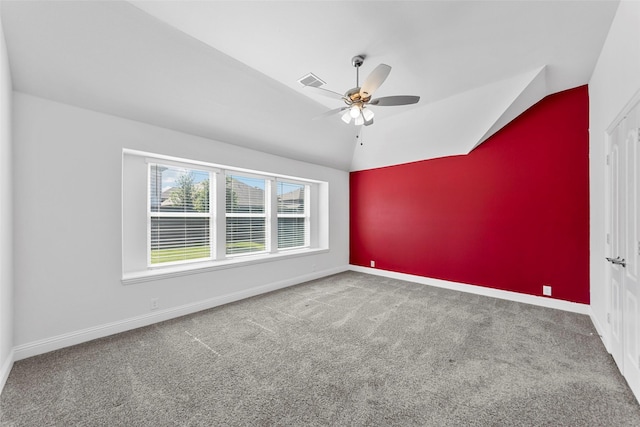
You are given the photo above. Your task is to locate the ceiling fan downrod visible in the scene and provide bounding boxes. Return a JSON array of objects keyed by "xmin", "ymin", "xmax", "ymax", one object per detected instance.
[{"xmin": 352, "ymin": 55, "xmax": 364, "ymax": 87}]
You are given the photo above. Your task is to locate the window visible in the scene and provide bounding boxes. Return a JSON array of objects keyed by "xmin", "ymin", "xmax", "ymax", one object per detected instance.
[
  {"xmin": 149, "ymin": 164, "xmax": 213, "ymax": 265},
  {"xmin": 122, "ymin": 149, "xmax": 328, "ymax": 282},
  {"xmin": 226, "ymin": 174, "xmax": 267, "ymax": 255},
  {"xmin": 277, "ymin": 181, "xmax": 309, "ymax": 249}
]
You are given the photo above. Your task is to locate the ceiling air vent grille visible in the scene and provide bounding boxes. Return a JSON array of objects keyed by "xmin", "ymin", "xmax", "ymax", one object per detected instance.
[{"xmin": 298, "ymin": 72, "xmax": 326, "ymax": 88}]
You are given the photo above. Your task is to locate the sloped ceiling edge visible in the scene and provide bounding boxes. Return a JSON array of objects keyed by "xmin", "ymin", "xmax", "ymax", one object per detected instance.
[
  {"xmin": 350, "ymin": 67, "xmax": 551, "ymax": 171},
  {"xmin": 471, "ymin": 66, "xmax": 547, "ymax": 151}
]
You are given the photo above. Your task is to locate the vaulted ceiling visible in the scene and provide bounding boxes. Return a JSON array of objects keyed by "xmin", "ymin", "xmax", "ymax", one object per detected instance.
[{"xmin": 0, "ymin": 1, "xmax": 619, "ymax": 171}]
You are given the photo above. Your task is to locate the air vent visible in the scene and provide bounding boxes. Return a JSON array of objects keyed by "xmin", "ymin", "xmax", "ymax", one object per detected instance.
[{"xmin": 297, "ymin": 72, "xmax": 326, "ymax": 88}]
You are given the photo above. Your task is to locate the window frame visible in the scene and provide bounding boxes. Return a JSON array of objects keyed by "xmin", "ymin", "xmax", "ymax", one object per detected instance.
[{"xmin": 121, "ymin": 149, "xmax": 328, "ymax": 284}]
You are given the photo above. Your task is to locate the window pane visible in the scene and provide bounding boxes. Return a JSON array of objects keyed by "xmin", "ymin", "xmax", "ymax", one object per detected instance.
[
  {"xmin": 277, "ymin": 181, "xmax": 307, "ymax": 249},
  {"xmin": 277, "ymin": 182, "xmax": 305, "ymax": 214},
  {"xmin": 226, "ymin": 175, "xmax": 265, "ymax": 214},
  {"xmin": 149, "ymin": 163, "xmax": 212, "ymax": 265},
  {"xmin": 150, "ymin": 164, "xmax": 210, "ymax": 213},
  {"xmin": 150, "ymin": 217, "xmax": 210, "ymax": 264},
  {"xmin": 278, "ymin": 217, "xmax": 306, "ymax": 249},
  {"xmin": 226, "ymin": 217, "xmax": 266, "ymax": 254}
]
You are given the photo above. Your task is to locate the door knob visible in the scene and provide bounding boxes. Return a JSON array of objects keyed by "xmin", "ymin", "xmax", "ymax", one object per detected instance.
[{"xmin": 606, "ymin": 256, "xmax": 627, "ymax": 268}]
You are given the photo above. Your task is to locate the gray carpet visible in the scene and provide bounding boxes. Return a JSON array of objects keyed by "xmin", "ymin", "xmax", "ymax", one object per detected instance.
[{"xmin": 1, "ymin": 271, "xmax": 639, "ymax": 426}]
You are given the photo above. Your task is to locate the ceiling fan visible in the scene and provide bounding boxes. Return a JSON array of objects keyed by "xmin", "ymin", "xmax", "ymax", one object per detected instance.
[{"xmin": 304, "ymin": 55, "xmax": 420, "ymax": 127}]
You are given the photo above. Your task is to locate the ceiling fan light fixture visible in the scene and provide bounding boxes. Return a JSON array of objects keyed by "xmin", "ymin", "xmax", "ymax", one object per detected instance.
[
  {"xmin": 362, "ymin": 108, "xmax": 374, "ymax": 121},
  {"xmin": 341, "ymin": 110, "xmax": 352, "ymax": 124},
  {"xmin": 354, "ymin": 114, "xmax": 364, "ymax": 126},
  {"xmin": 349, "ymin": 105, "xmax": 361, "ymax": 118}
]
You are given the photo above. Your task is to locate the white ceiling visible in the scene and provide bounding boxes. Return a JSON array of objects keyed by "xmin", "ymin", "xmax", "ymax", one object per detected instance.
[{"xmin": 1, "ymin": 1, "xmax": 619, "ymax": 171}]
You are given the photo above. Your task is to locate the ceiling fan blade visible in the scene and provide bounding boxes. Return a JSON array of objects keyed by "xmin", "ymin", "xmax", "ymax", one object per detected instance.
[
  {"xmin": 312, "ymin": 107, "xmax": 348, "ymax": 120},
  {"xmin": 364, "ymin": 117, "xmax": 374, "ymax": 126},
  {"xmin": 303, "ymin": 86, "xmax": 345, "ymax": 101},
  {"xmin": 360, "ymin": 64, "xmax": 391, "ymax": 98},
  {"xmin": 369, "ymin": 95, "xmax": 420, "ymax": 106}
]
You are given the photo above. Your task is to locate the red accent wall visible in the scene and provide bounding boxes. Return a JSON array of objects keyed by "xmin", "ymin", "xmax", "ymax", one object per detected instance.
[{"xmin": 350, "ymin": 86, "xmax": 590, "ymax": 304}]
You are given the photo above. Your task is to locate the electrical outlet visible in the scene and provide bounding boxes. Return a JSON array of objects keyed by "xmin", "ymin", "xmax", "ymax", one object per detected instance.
[
  {"xmin": 543, "ymin": 285, "xmax": 552, "ymax": 296},
  {"xmin": 370, "ymin": 260, "xmax": 375, "ymax": 268},
  {"xmin": 150, "ymin": 298, "xmax": 159, "ymax": 310}
]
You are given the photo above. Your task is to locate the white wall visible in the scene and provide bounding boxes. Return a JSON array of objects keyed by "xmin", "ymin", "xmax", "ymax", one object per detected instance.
[
  {"xmin": 589, "ymin": 0, "xmax": 640, "ymax": 346},
  {"xmin": 12, "ymin": 92, "xmax": 349, "ymax": 358},
  {"xmin": 0, "ymin": 12, "xmax": 14, "ymax": 387}
]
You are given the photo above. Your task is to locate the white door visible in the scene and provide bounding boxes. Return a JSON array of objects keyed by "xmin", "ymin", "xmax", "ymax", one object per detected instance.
[{"xmin": 608, "ymin": 100, "xmax": 640, "ymax": 398}]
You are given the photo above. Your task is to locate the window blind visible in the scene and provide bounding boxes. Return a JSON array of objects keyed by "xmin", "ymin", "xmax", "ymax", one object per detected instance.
[
  {"xmin": 277, "ymin": 181, "xmax": 308, "ymax": 249},
  {"xmin": 225, "ymin": 174, "xmax": 267, "ymax": 255},
  {"xmin": 149, "ymin": 164, "xmax": 212, "ymax": 265}
]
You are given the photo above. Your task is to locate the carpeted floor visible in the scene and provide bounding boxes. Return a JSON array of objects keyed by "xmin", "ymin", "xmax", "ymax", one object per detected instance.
[{"xmin": 1, "ymin": 271, "xmax": 639, "ymax": 426}]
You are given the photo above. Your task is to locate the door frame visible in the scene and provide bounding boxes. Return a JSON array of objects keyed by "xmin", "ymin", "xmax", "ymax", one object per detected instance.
[{"xmin": 605, "ymin": 87, "xmax": 640, "ymax": 380}]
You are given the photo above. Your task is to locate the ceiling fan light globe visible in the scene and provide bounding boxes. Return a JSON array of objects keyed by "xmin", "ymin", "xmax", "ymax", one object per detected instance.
[
  {"xmin": 341, "ymin": 111, "xmax": 352, "ymax": 124},
  {"xmin": 354, "ymin": 115, "xmax": 365, "ymax": 126},
  {"xmin": 362, "ymin": 108, "xmax": 374, "ymax": 121},
  {"xmin": 349, "ymin": 105, "xmax": 361, "ymax": 118}
]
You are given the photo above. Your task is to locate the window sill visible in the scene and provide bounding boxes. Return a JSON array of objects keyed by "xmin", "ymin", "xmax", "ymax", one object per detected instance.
[{"xmin": 121, "ymin": 247, "xmax": 329, "ymax": 285}]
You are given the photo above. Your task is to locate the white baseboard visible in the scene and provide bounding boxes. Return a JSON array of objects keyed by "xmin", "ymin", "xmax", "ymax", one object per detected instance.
[
  {"xmin": 0, "ymin": 350, "xmax": 14, "ymax": 394},
  {"xmin": 13, "ymin": 265, "xmax": 348, "ymax": 361},
  {"xmin": 349, "ymin": 265, "xmax": 591, "ymax": 315}
]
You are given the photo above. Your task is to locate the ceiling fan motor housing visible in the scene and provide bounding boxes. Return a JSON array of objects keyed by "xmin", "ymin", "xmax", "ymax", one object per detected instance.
[{"xmin": 345, "ymin": 87, "xmax": 370, "ymax": 105}]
